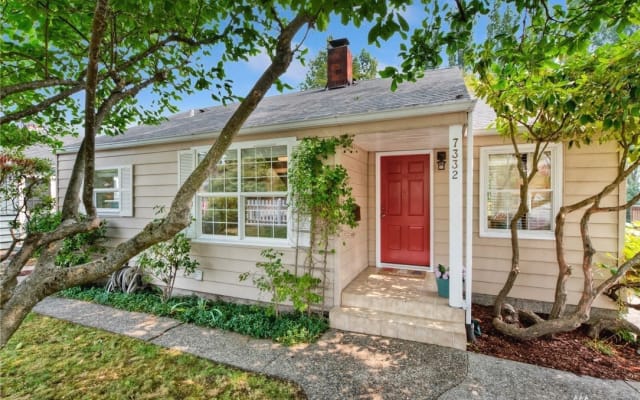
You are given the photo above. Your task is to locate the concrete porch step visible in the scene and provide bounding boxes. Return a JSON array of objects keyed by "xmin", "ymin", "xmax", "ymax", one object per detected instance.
[
  {"xmin": 342, "ymin": 272, "xmax": 465, "ymax": 322},
  {"xmin": 330, "ymin": 306, "xmax": 467, "ymax": 350},
  {"xmin": 342, "ymin": 289, "xmax": 464, "ymax": 322}
]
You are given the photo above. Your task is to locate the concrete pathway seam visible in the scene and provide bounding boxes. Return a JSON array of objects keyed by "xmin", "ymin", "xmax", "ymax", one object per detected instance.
[
  {"xmin": 436, "ymin": 352, "xmax": 470, "ymax": 399},
  {"xmin": 144, "ymin": 321, "xmax": 185, "ymax": 342},
  {"xmin": 625, "ymin": 380, "xmax": 640, "ymax": 394}
]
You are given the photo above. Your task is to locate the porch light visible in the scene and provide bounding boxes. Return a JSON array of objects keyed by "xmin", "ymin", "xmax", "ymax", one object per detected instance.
[{"xmin": 437, "ymin": 151, "xmax": 447, "ymax": 170}]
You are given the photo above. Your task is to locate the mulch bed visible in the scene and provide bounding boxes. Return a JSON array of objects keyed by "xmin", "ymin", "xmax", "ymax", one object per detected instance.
[{"xmin": 468, "ymin": 304, "xmax": 640, "ymax": 381}]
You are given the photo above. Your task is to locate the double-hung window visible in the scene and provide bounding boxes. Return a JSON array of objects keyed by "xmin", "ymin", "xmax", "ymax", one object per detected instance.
[
  {"xmin": 93, "ymin": 166, "xmax": 133, "ymax": 216},
  {"xmin": 182, "ymin": 139, "xmax": 294, "ymax": 243},
  {"xmin": 479, "ymin": 144, "xmax": 562, "ymax": 239}
]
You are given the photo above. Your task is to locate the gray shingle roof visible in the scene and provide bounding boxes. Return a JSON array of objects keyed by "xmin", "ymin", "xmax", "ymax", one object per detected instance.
[
  {"xmin": 471, "ymin": 97, "xmax": 497, "ymax": 131},
  {"xmin": 90, "ymin": 67, "xmax": 472, "ymax": 148}
]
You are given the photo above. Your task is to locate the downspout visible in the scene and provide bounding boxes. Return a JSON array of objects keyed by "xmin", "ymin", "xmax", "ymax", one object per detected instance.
[{"xmin": 465, "ymin": 110, "xmax": 475, "ymax": 341}]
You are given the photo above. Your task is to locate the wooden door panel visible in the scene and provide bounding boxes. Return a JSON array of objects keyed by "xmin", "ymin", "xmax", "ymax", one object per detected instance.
[
  {"xmin": 380, "ymin": 154, "xmax": 430, "ymax": 266},
  {"xmin": 408, "ymin": 179, "xmax": 424, "ymax": 215}
]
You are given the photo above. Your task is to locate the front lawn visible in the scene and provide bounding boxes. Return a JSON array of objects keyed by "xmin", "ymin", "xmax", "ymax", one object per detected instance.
[{"xmin": 0, "ymin": 314, "xmax": 304, "ymax": 399}]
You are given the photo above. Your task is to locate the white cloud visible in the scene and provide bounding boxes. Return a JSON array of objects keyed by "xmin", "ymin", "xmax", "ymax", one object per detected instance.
[
  {"xmin": 246, "ymin": 46, "xmax": 309, "ymax": 87},
  {"xmin": 246, "ymin": 51, "xmax": 271, "ymax": 73},
  {"xmin": 394, "ymin": 3, "xmax": 422, "ymax": 26}
]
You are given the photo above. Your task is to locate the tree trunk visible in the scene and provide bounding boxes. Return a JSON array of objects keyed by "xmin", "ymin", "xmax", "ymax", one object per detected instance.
[
  {"xmin": 493, "ymin": 313, "xmax": 586, "ymax": 339},
  {"xmin": 549, "ymin": 206, "xmax": 571, "ymax": 319},
  {"xmin": 493, "ymin": 131, "xmax": 530, "ymax": 318},
  {"xmin": 587, "ymin": 317, "xmax": 640, "ymax": 339},
  {"xmin": 550, "ymin": 154, "xmax": 638, "ymax": 319}
]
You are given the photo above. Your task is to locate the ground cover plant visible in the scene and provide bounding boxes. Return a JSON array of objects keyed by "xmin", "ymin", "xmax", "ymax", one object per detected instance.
[
  {"xmin": 60, "ymin": 286, "xmax": 328, "ymax": 346},
  {"xmin": 0, "ymin": 314, "xmax": 304, "ymax": 399}
]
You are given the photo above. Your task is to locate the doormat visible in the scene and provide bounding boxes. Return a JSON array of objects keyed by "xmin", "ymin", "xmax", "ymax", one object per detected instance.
[{"xmin": 378, "ymin": 268, "xmax": 426, "ymax": 279}]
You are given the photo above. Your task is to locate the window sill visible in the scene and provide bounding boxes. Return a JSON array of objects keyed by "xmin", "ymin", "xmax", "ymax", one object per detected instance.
[
  {"xmin": 479, "ymin": 230, "xmax": 556, "ymax": 241},
  {"xmin": 97, "ymin": 210, "xmax": 123, "ymax": 216},
  {"xmin": 191, "ymin": 237, "xmax": 294, "ymax": 249}
]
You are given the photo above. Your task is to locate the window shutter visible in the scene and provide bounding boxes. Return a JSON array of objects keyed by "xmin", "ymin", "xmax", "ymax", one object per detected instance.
[
  {"xmin": 119, "ymin": 166, "xmax": 133, "ymax": 217},
  {"xmin": 178, "ymin": 150, "xmax": 196, "ymax": 238}
]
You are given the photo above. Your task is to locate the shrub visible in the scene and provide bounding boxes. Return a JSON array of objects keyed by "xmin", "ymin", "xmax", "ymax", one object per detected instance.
[
  {"xmin": 137, "ymin": 233, "xmax": 199, "ymax": 302},
  {"xmin": 240, "ymin": 249, "xmax": 322, "ymax": 317}
]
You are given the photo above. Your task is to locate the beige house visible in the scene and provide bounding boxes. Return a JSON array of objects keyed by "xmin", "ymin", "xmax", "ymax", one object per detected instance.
[{"xmin": 58, "ymin": 42, "xmax": 622, "ymax": 350}]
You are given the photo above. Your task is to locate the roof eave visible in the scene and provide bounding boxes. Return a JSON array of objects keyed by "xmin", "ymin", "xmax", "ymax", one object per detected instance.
[{"xmin": 60, "ymin": 99, "xmax": 476, "ymax": 154}]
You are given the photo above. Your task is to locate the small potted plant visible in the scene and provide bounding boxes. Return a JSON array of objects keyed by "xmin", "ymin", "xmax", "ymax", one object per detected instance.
[{"xmin": 435, "ymin": 264, "xmax": 449, "ymax": 298}]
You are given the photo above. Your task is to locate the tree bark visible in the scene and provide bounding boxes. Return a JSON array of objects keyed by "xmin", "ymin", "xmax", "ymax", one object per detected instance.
[
  {"xmin": 81, "ymin": 0, "xmax": 110, "ymax": 219},
  {"xmin": 587, "ymin": 317, "xmax": 640, "ymax": 339},
  {"xmin": 550, "ymin": 206, "xmax": 571, "ymax": 319},
  {"xmin": 493, "ymin": 129, "xmax": 533, "ymax": 318},
  {"xmin": 493, "ymin": 313, "xmax": 586, "ymax": 339}
]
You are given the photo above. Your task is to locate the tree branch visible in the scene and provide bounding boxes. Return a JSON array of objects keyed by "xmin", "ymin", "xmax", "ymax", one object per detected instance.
[
  {"xmin": 0, "ymin": 79, "xmax": 82, "ymax": 101},
  {"xmin": 596, "ymin": 251, "xmax": 640, "ymax": 298},
  {"xmin": 37, "ymin": 0, "xmax": 91, "ymax": 44},
  {"xmin": 95, "ymin": 74, "xmax": 163, "ymax": 127},
  {"xmin": 0, "ymin": 85, "xmax": 85, "ymax": 125},
  {"xmin": 0, "ymin": 218, "xmax": 100, "ymax": 305},
  {"xmin": 81, "ymin": 0, "xmax": 110, "ymax": 218}
]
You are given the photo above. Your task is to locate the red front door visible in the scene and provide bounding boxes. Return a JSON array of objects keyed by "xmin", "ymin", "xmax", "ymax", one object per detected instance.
[{"xmin": 380, "ymin": 154, "xmax": 430, "ymax": 266}]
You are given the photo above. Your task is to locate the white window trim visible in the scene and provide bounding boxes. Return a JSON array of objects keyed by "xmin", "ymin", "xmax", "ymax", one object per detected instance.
[
  {"xmin": 479, "ymin": 143, "xmax": 563, "ymax": 240},
  {"xmin": 94, "ymin": 165, "xmax": 133, "ymax": 217},
  {"xmin": 187, "ymin": 137, "xmax": 297, "ymax": 246}
]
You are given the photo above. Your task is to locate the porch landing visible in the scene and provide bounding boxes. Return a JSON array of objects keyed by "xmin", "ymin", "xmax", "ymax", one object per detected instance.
[{"xmin": 330, "ymin": 267, "xmax": 466, "ymax": 350}]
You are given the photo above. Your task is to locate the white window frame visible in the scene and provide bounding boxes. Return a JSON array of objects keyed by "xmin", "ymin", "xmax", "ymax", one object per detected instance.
[
  {"xmin": 479, "ymin": 143, "xmax": 562, "ymax": 240},
  {"xmin": 93, "ymin": 166, "xmax": 133, "ymax": 217},
  {"xmin": 189, "ymin": 137, "xmax": 296, "ymax": 246}
]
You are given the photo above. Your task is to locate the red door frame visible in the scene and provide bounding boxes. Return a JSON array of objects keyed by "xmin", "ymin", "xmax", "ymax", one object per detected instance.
[{"xmin": 377, "ymin": 151, "xmax": 432, "ymax": 268}]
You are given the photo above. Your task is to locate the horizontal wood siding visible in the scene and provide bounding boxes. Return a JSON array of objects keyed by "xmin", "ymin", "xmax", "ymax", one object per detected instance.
[
  {"xmin": 335, "ymin": 146, "xmax": 369, "ymax": 306},
  {"xmin": 470, "ymin": 135, "xmax": 621, "ymax": 309}
]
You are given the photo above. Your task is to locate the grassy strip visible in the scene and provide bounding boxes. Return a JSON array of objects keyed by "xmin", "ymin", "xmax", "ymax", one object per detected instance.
[
  {"xmin": 0, "ymin": 314, "xmax": 303, "ymax": 399},
  {"xmin": 59, "ymin": 287, "xmax": 328, "ymax": 345}
]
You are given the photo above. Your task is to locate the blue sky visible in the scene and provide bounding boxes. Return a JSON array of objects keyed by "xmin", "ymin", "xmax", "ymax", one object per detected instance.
[{"xmin": 149, "ymin": 3, "xmax": 492, "ymax": 114}]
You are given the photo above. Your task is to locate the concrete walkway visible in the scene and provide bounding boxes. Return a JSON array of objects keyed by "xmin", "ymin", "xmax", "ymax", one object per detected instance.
[{"xmin": 33, "ymin": 297, "xmax": 639, "ymax": 400}]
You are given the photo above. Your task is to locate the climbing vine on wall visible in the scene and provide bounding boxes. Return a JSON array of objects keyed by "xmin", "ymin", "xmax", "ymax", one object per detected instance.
[{"xmin": 289, "ymin": 134, "xmax": 358, "ymax": 311}]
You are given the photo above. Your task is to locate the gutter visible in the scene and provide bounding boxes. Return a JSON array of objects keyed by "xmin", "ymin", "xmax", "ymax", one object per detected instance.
[
  {"xmin": 465, "ymin": 109, "xmax": 475, "ymax": 342},
  {"xmin": 60, "ymin": 99, "xmax": 476, "ymax": 154}
]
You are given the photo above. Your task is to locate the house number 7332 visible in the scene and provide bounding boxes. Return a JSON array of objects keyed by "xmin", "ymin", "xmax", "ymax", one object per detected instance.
[{"xmin": 451, "ymin": 137, "xmax": 459, "ymax": 180}]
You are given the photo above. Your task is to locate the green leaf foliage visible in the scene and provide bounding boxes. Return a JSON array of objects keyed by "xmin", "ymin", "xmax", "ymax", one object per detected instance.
[
  {"xmin": 59, "ymin": 286, "xmax": 328, "ymax": 345},
  {"xmin": 289, "ymin": 134, "xmax": 358, "ymax": 234},
  {"xmin": 240, "ymin": 249, "xmax": 322, "ymax": 316},
  {"xmin": 137, "ymin": 233, "xmax": 199, "ymax": 302}
]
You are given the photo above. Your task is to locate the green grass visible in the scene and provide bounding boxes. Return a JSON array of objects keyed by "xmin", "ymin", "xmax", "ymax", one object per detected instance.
[
  {"xmin": 0, "ymin": 314, "xmax": 304, "ymax": 400},
  {"xmin": 59, "ymin": 287, "xmax": 329, "ymax": 345}
]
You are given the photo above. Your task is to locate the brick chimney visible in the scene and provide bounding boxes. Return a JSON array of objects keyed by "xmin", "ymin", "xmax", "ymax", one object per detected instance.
[{"xmin": 327, "ymin": 38, "xmax": 352, "ymax": 89}]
